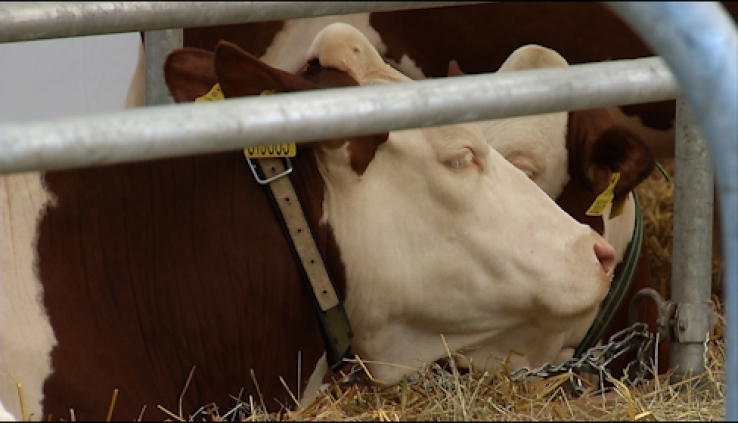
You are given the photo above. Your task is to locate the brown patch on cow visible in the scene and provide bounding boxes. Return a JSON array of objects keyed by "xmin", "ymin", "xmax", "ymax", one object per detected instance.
[
  {"xmin": 214, "ymin": 41, "xmax": 324, "ymax": 96},
  {"xmin": 210, "ymin": 43, "xmax": 387, "ymax": 176},
  {"xmin": 447, "ymin": 60, "xmax": 464, "ymax": 77},
  {"xmin": 620, "ymin": 101, "xmax": 676, "ymax": 131},
  {"xmin": 185, "ymin": 21, "xmax": 285, "ymax": 57},
  {"xmin": 298, "ymin": 59, "xmax": 361, "ymax": 89},
  {"xmin": 163, "ymin": 48, "xmax": 217, "ymax": 102},
  {"xmin": 37, "ymin": 150, "xmax": 345, "ymax": 421},
  {"xmin": 557, "ymin": 109, "xmax": 655, "ymax": 235},
  {"xmin": 371, "ymin": 3, "xmax": 654, "ymax": 78},
  {"xmin": 556, "ymin": 180, "xmax": 606, "ymax": 235},
  {"xmin": 297, "ymin": 60, "xmax": 388, "ymax": 174},
  {"xmin": 589, "ymin": 126, "xmax": 656, "ymax": 200},
  {"xmin": 37, "ymin": 39, "xmax": 368, "ymax": 419},
  {"xmin": 347, "ymin": 135, "xmax": 387, "ymax": 175}
]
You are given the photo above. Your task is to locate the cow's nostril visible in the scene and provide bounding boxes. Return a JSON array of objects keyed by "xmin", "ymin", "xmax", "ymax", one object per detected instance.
[{"xmin": 594, "ymin": 238, "xmax": 617, "ymax": 279}]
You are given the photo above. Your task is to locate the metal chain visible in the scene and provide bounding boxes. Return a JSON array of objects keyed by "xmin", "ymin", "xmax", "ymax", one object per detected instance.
[{"xmin": 508, "ymin": 322, "xmax": 657, "ymax": 393}]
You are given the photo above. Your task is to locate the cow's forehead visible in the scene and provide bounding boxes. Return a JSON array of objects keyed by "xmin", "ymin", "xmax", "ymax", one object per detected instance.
[{"xmin": 480, "ymin": 113, "xmax": 569, "ymax": 198}]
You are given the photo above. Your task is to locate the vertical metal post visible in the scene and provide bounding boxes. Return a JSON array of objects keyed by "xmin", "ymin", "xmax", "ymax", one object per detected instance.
[
  {"xmin": 670, "ymin": 98, "xmax": 716, "ymax": 383},
  {"xmin": 144, "ymin": 29, "xmax": 183, "ymax": 106}
]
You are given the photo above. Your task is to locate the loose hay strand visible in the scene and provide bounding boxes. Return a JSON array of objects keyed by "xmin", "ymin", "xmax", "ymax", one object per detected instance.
[
  {"xmin": 136, "ymin": 405, "xmax": 147, "ymax": 422},
  {"xmin": 105, "ymin": 388, "xmax": 118, "ymax": 422},
  {"xmin": 278, "ymin": 375, "xmax": 302, "ymax": 410},
  {"xmin": 250, "ymin": 369, "xmax": 266, "ymax": 413},
  {"xmin": 179, "ymin": 366, "xmax": 196, "ymax": 419},
  {"xmin": 156, "ymin": 404, "xmax": 184, "ymax": 422},
  {"xmin": 9, "ymin": 373, "xmax": 27, "ymax": 422}
]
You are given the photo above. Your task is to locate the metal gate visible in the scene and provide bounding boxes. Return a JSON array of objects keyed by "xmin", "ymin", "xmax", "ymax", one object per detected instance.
[{"xmin": 1, "ymin": 2, "xmax": 736, "ymax": 419}]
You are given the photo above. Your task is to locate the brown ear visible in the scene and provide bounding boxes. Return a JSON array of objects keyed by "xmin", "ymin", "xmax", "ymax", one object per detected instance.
[
  {"xmin": 213, "ymin": 41, "xmax": 322, "ymax": 97},
  {"xmin": 163, "ymin": 48, "xmax": 218, "ymax": 103},
  {"xmin": 588, "ymin": 126, "xmax": 656, "ymax": 200},
  {"xmin": 447, "ymin": 60, "xmax": 466, "ymax": 77},
  {"xmin": 213, "ymin": 40, "xmax": 389, "ymax": 158}
]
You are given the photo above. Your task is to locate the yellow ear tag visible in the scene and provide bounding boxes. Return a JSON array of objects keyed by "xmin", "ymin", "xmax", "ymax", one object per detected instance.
[
  {"xmin": 194, "ymin": 83, "xmax": 224, "ymax": 102},
  {"xmin": 586, "ymin": 172, "xmax": 620, "ymax": 217},
  {"xmin": 609, "ymin": 196, "xmax": 627, "ymax": 219},
  {"xmin": 242, "ymin": 89, "xmax": 297, "ymax": 158}
]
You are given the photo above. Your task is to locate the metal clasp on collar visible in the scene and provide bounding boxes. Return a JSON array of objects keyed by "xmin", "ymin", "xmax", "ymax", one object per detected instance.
[{"xmin": 247, "ymin": 157, "xmax": 293, "ymax": 185}]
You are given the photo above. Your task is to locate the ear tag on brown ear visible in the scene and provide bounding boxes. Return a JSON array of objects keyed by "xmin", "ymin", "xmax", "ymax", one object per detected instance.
[
  {"xmin": 242, "ymin": 89, "xmax": 297, "ymax": 158},
  {"xmin": 195, "ymin": 83, "xmax": 225, "ymax": 102},
  {"xmin": 586, "ymin": 172, "xmax": 620, "ymax": 217}
]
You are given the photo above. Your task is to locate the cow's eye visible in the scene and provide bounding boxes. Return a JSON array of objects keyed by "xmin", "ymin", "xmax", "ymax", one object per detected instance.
[
  {"xmin": 517, "ymin": 166, "xmax": 534, "ymax": 179},
  {"xmin": 448, "ymin": 149, "xmax": 475, "ymax": 169}
]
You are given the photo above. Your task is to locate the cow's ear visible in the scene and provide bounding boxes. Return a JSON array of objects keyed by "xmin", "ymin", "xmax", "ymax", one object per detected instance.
[
  {"xmin": 163, "ymin": 48, "xmax": 217, "ymax": 103},
  {"xmin": 447, "ymin": 60, "xmax": 466, "ymax": 77},
  {"xmin": 213, "ymin": 41, "xmax": 321, "ymax": 97},
  {"xmin": 588, "ymin": 126, "xmax": 656, "ymax": 199}
]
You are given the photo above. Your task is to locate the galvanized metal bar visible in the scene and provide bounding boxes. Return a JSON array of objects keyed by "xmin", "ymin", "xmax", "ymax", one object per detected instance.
[
  {"xmin": 144, "ymin": 28, "xmax": 182, "ymax": 106},
  {"xmin": 0, "ymin": 56, "xmax": 680, "ymax": 174},
  {"xmin": 0, "ymin": 2, "xmax": 484, "ymax": 43},
  {"xmin": 607, "ymin": 3, "xmax": 738, "ymax": 419},
  {"xmin": 670, "ymin": 98, "xmax": 716, "ymax": 382}
]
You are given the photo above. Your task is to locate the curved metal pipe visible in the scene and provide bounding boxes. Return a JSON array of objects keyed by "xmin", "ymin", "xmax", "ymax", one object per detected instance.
[{"xmin": 607, "ymin": 2, "xmax": 737, "ymax": 418}]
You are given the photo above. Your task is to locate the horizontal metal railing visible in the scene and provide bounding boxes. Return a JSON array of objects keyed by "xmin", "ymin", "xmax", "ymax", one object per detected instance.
[
  {"xmin": 0, "ymin": 56, "xmax": 680, "ymax": 174},
  {"xmin": 0, "ymin": 2, "xmax": 484, "ymax": 43}
]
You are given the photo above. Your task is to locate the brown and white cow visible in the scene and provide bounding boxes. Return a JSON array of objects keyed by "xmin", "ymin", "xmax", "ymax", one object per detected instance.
[
  {"xmin": 126, "ymin": 3, "xmax": 685, "ymax": 377},
  {"xmin": 0, "ymin": 23, "xmax": 617, "ymax": 420}
]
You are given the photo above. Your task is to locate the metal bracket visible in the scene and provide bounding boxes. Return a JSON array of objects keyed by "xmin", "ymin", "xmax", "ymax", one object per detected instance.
[
  {"xmin": 629, "ymin": 287, "xmax": 718, "ymax": 344},
  {"xmin": 247, "ymin": 157, "xmax": 293, "ymax": 185},
  {"xmin": 672, "ymin": 301, "xmax": 718, "ymax": 344},
  {"xmin": 628, "ymin": 287, "xmax": 677, "ymax": 341}
]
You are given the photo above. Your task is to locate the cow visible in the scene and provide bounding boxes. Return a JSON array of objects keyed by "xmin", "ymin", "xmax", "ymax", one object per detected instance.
[
  {"xmin": 0, "ymin": 23, "xmax": 617, "ymax": 421},
  {"xmin": 126, "ymin": 3, "xmax": 686, "ymax": 381},
  {"xmin": 448, "ymin": 44, "xmax": 664, "ymax": 379},
  {"xmin": 299, "ymin": 44, "xmax": 665, "ymax": 401}
]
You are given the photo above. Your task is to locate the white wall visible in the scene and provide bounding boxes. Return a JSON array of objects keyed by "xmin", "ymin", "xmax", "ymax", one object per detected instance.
[{"xmin": 0, "ymin": 23, "xmax": 140, "ymax": 123}]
